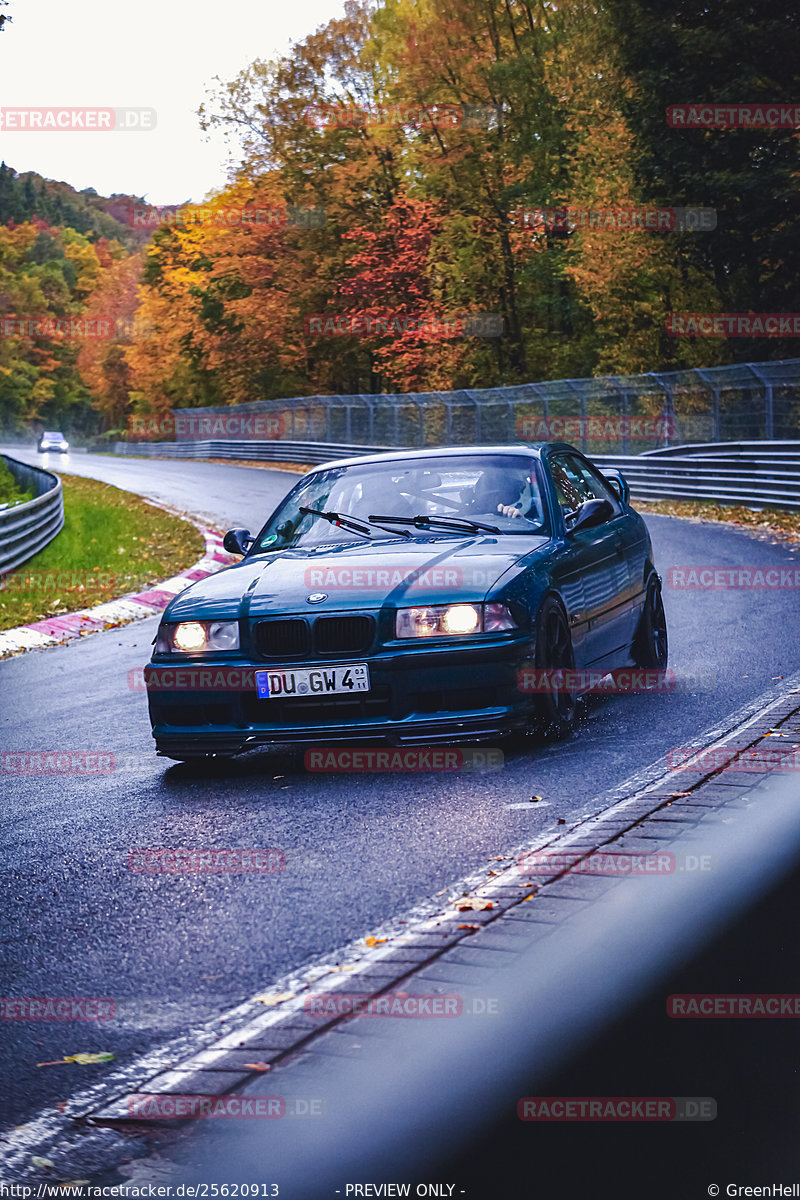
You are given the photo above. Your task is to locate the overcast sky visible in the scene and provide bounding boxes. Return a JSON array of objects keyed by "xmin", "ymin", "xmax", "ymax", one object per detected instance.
[{"xmin": 0, "ymin": 0, "xmax": 346, "ymax": 205}]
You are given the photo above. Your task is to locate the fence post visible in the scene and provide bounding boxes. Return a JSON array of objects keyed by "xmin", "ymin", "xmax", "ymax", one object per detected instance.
[
  {"xmin": 711, "ymin": 385, "xmax": 720, "ymax": 442},
  {"xmin": 747, "ymin": 363, "xmax": 774, "ymax": 439}
]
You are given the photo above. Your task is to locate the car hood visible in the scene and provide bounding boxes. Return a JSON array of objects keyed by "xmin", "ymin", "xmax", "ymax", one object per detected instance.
[{"xmin": 164, "ymin": 534, "xmax": 551, "ymax": 621}]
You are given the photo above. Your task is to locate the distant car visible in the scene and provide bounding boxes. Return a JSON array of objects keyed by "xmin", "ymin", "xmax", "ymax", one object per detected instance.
[
  {"xmin": 37, "ymin": 431, "xmax": 69, "ymax": 453},
  {"xmin": 145, "ymin": 443, "xmax": 667, "ymax": 761}
]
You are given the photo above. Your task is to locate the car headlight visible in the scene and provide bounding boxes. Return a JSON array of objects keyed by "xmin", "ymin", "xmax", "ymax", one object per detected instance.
[
  {"xmin": 395, "ymin": 603, "xmax": 518, "ymax": 639},
  {"xmin": 156, "ymin": 620, "xmax": 240, "ymax": 654}
]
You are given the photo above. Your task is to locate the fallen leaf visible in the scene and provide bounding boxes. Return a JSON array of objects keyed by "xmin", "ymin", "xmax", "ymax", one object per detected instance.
[
  {"xmin": 37, "ymin": 1053, "xmax": 114, "ymax": 1067},
  {"xmin": 256, "ymin": 992, "xmax": 294, "ymax": 1006},
  {"xmin": 457, "ymin": 924, "xmax": 480, "ymax": 931},
  {"xmin": 557, "ymin": 818, "xmax": 566, "ymax": 825},
  {"xmin": 365, "ymin": 937, "xmax": 388, "ymax": 946},
  {"xmin": 31, "ymin": 1157, "xmax": 54, "ymax": 1169},
  {"xmin": 455, "ymin": 898, "xmax": 493, "ymax": 911},
  {"xmin": 530, "ymin": 795, "xmax": 543, "ymax": 802},
  {"xmin": 243, "ymin": 1062, "xmax": 272, "ymax": 1072}
]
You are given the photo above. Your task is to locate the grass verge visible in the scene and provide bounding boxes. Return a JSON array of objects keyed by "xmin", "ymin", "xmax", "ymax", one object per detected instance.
[
  {"xmin": 635, "ymin": 498, "xmax": 800, "ymax": 543},
  {"xmin": 0, "ymin": 475, "xmax": 206, "ymax": 631}
]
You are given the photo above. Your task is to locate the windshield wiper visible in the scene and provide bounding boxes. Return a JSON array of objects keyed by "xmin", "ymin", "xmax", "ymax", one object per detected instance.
[
  {"xmin": 298, "ymin": 506, "xmax": 412, "ymax": 541},
  {"xmin": 368, "ymin": 513, "xmax": 501, "ymax": 535}
]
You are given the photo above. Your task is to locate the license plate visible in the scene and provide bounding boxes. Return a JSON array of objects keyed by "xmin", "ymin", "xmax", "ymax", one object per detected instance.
[{"xmin": 255, "ymin": 663, "xmax": 371, "ymax": 699}]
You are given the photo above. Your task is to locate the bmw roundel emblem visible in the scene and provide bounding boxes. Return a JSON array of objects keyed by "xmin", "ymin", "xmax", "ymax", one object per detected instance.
[{"xmin": 306, "ymin": 593, "xmax": 327, "ymax": 604}]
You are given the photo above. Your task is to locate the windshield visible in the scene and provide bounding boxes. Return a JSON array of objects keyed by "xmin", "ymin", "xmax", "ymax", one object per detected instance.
[{"xmin": 253, "ymin": 455, "xmax": 548, "ymax": 551}]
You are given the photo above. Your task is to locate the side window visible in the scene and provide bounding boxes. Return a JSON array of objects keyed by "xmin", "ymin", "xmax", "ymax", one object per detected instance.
[{"xmin": 549, "ymin": 453, "xmax": 619, "ymax": 526}]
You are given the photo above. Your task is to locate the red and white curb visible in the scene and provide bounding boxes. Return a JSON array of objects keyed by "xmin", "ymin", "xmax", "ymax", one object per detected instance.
[{"xmin": 0, "ymin": 528, "xmax": 237, "ymax": 658}]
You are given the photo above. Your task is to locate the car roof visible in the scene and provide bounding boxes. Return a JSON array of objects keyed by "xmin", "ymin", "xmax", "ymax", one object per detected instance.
[{"xmin": 306, "ymin": 442, "xmax": 581, "ymax": 472}]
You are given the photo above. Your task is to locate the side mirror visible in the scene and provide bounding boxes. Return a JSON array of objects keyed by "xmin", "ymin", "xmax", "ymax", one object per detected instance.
[
  {"xmin": 223, "ymin": 528, "xmax": 253, "ymax": 556},
  {"xmin": 569, "ymin": 498, "xmax": 614, "ymax": 534},
  {"xmin": 602, "ymin": 469, "xmax": 630, "ymax": 505}
]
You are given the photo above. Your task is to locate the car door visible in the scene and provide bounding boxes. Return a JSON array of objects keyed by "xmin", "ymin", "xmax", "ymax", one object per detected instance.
[{"xmin": 545, "ymin": 451, "xmax": 632, "ymax": 666}]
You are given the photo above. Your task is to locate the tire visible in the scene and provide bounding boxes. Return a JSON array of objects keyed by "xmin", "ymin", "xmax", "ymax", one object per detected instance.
[
  {"xmin": 634, "ymin": 574, "xmax": 668, "ymax": 670},
  {"xmin": 534, "ymin": 595, "xmax": 578, "ymax": 738}
]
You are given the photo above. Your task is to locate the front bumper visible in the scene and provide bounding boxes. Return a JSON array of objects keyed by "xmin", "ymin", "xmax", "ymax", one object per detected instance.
[{"xmin": 145, "ymin": 635, "xmax": 535, "ymax": 757}]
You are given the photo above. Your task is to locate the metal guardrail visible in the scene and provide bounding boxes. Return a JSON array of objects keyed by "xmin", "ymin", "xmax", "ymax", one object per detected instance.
[
  {"xmin": 112, "ymin": 438, "xmax": 800, "ymax": 509},
  {"xmin": 592, "ymin": 449, "xmax": 800, "ymax": 509},
  {"xmin": 112, "ymin": 438, "xmax": 390, "ymax": 466},
  {"xmin": 0, "ymin": 455, "xmax": 64, "ymax": 575}
]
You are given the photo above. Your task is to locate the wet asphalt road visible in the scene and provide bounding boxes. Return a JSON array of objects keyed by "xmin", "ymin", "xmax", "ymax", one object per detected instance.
[{"xmin": 1, "ymin": 448, "xmax": 799, "ymax": 1128}]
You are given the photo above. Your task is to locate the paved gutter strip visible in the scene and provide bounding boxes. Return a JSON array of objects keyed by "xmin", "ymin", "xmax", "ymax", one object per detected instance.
[
  {"xmin": 0, "ymin": 518, "xmax": 236, "ymax": 658},
  {"xmin": 2, "ymin": 684, "xmax": 797, "ymax": 1183}
]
